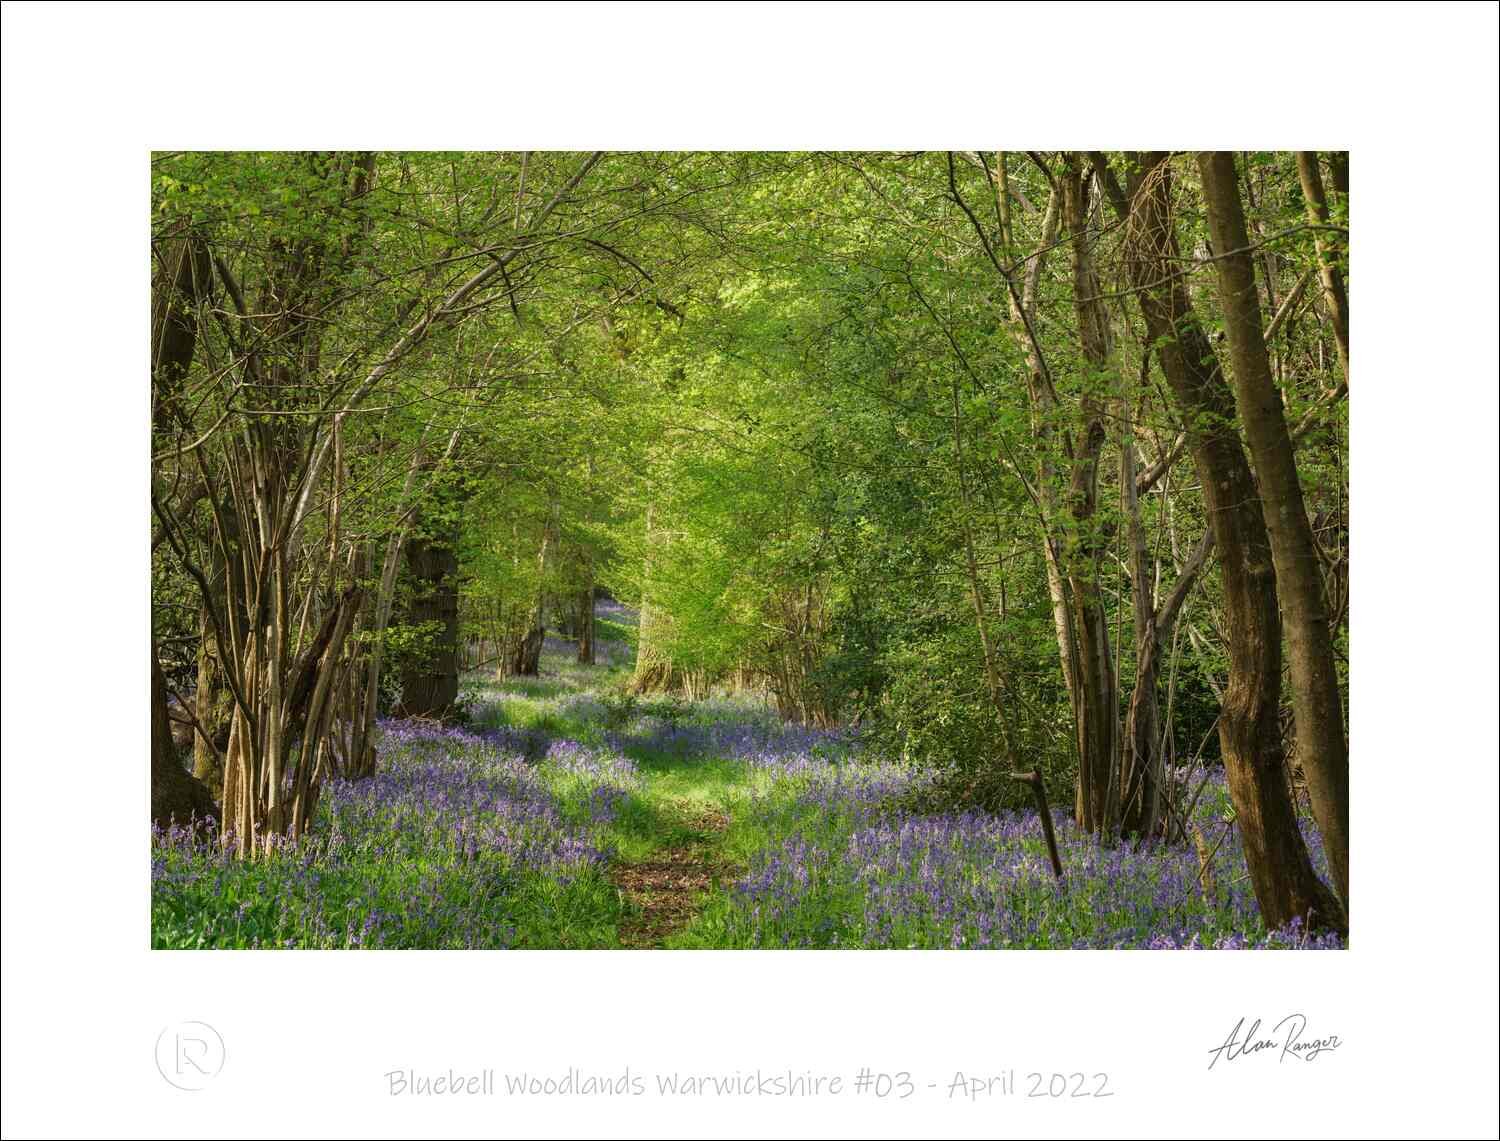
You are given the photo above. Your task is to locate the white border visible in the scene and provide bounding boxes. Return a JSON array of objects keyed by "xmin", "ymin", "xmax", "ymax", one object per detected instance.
[{"xmin": 3, "ymin": 3, "xmax": 1497, "ymax": 1138}]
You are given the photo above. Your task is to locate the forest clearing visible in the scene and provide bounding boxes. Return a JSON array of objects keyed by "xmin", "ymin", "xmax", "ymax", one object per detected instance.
[{"xmin": 150, "ymin": 149, "xmax": 1353, "ymax": 950}]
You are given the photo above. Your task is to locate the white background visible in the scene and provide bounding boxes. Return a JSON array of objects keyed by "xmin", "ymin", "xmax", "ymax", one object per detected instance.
[{"xmin": 2, "ymin": 3, "xmax": 1497, "ymax": 1138}]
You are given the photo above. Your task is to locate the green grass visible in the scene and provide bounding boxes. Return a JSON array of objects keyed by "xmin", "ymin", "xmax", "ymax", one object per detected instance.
[
  {"xmin": 486, "ymin": 674, "xmax": 572, "ymax": 700},
  {"xmin": 603, "ymin": 751, "xmax": 754, "ymax": 861},
  {"xmin": 469, "ymin": 692, "xmax": 573, "ymax": 740},
  {"xmin": 449, "ymin": 635, "xmax": 772, "ymax": 944},
  {"xmin": 595, "ymin": 616, "xmax": 638, "ymax": 648}
]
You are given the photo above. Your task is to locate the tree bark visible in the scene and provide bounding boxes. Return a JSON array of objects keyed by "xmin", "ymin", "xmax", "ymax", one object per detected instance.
[
  {"xmin": 1118, "ymin": 420, "xmax": 1160, "ymax": 836},
  {"xmin": 1295, "ymin": 151, "xmax": 1349, "ymax": 382},
  {"xmin": 399, "ymin": 533, "xmax": 460, "ymax": 716},
  {"xmin": 191, "ymin": 603, "xmax": 229, "ymax": 788},
  {"xmin": 576, "ymin": 583, "xmax": 595, "ymax": 664},
  {"xmin": 1108, "ymin": 152, "xmax": 1343, "ymax": 934},
  {"xmin": 630, "ymin": 502, "xmax": 686, "ymax": 694},
  {"xmin": 151, "ymin": 639, "xmax": 218, "ymax": 831},
  {"xmin": 1197, "ymin": 150, "xmax": 1351, "ymax": 908},
  {"xmin": 1059, "ymin": 155, "xmax": 1119, "ymax": 834},
  {"xmin": 151, "ymin": 220, "xmax": 218, "ymax": 830},
  {"xmin": 509, "ymin": 499, "xmax": 558, "ymax": 677}
]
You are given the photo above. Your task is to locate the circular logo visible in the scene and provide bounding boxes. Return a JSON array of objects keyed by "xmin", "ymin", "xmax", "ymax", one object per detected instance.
[{"xmin": 154, "ymin": 1021, "xmax": 226, "ymax": 1091}]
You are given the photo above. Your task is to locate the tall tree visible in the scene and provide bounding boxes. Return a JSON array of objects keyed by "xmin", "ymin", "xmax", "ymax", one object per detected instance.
[
  {"xmin": 1104, "ymin": 151, "xmax": 1343, "ymax": 933},
  {"xmin": 1056, "ymin": 153, "xmax": 1120, "ymax": 834},
  {"xmin": 1196, "ymin": 150, "xmax": 1351, "ymax": 906},
  {"xmin": 150, "ymin": 216, "xmax": 220, "ymax": 828}
]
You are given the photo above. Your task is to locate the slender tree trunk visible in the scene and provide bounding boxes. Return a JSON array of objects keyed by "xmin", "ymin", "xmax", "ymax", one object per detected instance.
[
  {"xmin": 947, "ymin": 364, "xmax": 1024, "ymax": 771},
  {"xmin": 1197, "ymin": 150, "xmax": 1351, "ymax": 907},
  {"xmin": 1059, "ymin": 156, "xmax": 1119, "ymax": 834},
  {"xmin": 1118, "ymin": 381, "xmax": 1158, "ymax": 835},
  {"xmin": 576, "ymin": 582, "xmax": 595, "ymax": 664},
  {"xmin": 192, "ymin": 603, "xmax": 228, "ymax": 788},
  {"xmin": 1294, "ymin": 151, "xmax": 1349, "ymax": 382},
  {"xmin": 1108, "ymin": 152, "xmax": 1343, "ymax": 934},
  {"xmin": 991, "ymin": 157, "xmax": 1119, "ymax": 834},
  {"xmin": 576, "ymin": 453, "xmax": 598, "ymax": 664},
  {"xmin": 999, "ymin": 174, "xmax": 1080, "ymax": 715},
  {"xmin": 1117, "ymin": 358, "xmax": 1217, "ymax": 838}
]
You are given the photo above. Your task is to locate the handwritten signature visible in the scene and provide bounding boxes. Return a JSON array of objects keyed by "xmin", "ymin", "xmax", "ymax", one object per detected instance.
[{"xmin": 1207, "ymin": 1015, "xmax": 1341, "ymax": 1070}]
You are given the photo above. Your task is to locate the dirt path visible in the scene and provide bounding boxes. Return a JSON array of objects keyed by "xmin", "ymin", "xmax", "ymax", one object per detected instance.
[{"xmin": 610, "ymin": 800, "xmax": 729, "ymax": 948}]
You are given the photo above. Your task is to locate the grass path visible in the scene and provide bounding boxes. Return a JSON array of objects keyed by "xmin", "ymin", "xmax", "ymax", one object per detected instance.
[
  {"xmin": 609, "ymin": 794, "xmax": 729, "ymax": 947},
  {"xmin": 602, "ymin": 752, "xmax": 755, "ymax": 948},
  {"xmin": 464, "ymin": 609, "xmax": 765, "ymax": 948}
]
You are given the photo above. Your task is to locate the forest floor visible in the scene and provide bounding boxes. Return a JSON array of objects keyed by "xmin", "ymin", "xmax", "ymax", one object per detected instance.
[
  {"xmin": 462, "ymin": 602, "xmax": 760, "ymax": 947},
  {"xmin": 151, "ymin": 601, "xmax": 1344, "ymax": 950},
  {"xmin": 609, "ymin": 797, "xmax": 728, "ymax": 947}
]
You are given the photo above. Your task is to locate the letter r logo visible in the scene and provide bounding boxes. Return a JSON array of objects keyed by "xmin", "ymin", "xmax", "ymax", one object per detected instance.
[{"xmin": 155, "ymin": 1022, "xmax": 226, "ymax": 1090}]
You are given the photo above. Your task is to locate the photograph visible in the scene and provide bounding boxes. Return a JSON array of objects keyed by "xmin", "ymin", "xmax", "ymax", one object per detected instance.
[
  {"xmin": 3, "ymin": 3, "xmax": 1497, "ymax": 1139},
  {"xmin": 148, "ymin": 148, "xmax": 1352, "ymax": 952}
]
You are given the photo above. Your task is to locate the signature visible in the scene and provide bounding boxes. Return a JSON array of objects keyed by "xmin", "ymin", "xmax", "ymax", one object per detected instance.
[{"xmin": 1207, "ymin": 1015, "xmax": 1341, "ymax": 1070}]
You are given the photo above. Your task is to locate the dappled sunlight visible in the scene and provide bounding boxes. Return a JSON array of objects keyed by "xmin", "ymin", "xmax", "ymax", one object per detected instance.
[
  {"xmin": 154, "ymin": 617, "xmax": 1342, "ymax": 950},
  {"xmin": 149, "ymin": 150, "xmax": 1351, "ymax": 954}
]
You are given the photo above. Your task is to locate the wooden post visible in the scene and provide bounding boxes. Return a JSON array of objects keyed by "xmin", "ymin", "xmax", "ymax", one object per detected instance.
[{"xmin": 1011, "ymin": 770, "xmax": 1064, "ymax": 878}]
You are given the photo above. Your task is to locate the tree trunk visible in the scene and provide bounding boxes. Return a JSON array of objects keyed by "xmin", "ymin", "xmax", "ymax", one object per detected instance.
[
  {"xmin": 151, "ymin": 221, "xmax": 217, "ymax": 831},
  {"xmin": 349, "ymin": 439, "xmax": 452, "ymax": 774},
  {"xmin": 1059, "ymin": 155, "xmax": 1119, "ymax": 834},
  {"xmin": 1118, "ymin": 388, "xmax": 1159, "ymax": 835},
  {"xmin": 151, "ymin": 639, "xmax": 218, "ymax": 831},
  {"xmin": 577, "ymin": 452, "xmax": 598, "ymax": 665},
  {"xmin": 1197, "ymin": 150, "xmax": 1351, "ymax": 908},
  {"xmin": 1294, "ymin": 151, "xmax": 1349, "ymax": 382},
  {"xmin": 399, "ymin": 533, "xmax": 460, "ymax": 716},
  {"xmin": 191, "ymin": 603, "xmax": 229, "ymax": 788},
  {"xmin": 510, "ymin": 500, "xmax": 558, "ymax": 677},
  {"xmin": 992, "ymin": 158, "xmax": 1119, "ymax": 834},
  {"xmin": 509, "ymin": 625, "xmax": 545, "ymax": 677},
  {"xmin": 630, "ymin": 502, "xmax": 685, "ymax": 694},
  {"xmin": 1110, "ymin": 152, "xmax": 1343, "ymax": 935},
  {"xmin": 993, "ymin": 168, "xmax": 1082, "ymax": 724},
  {"xmin": 576, "ymin": 583, "xmax": 595, "ymax": 664}
]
